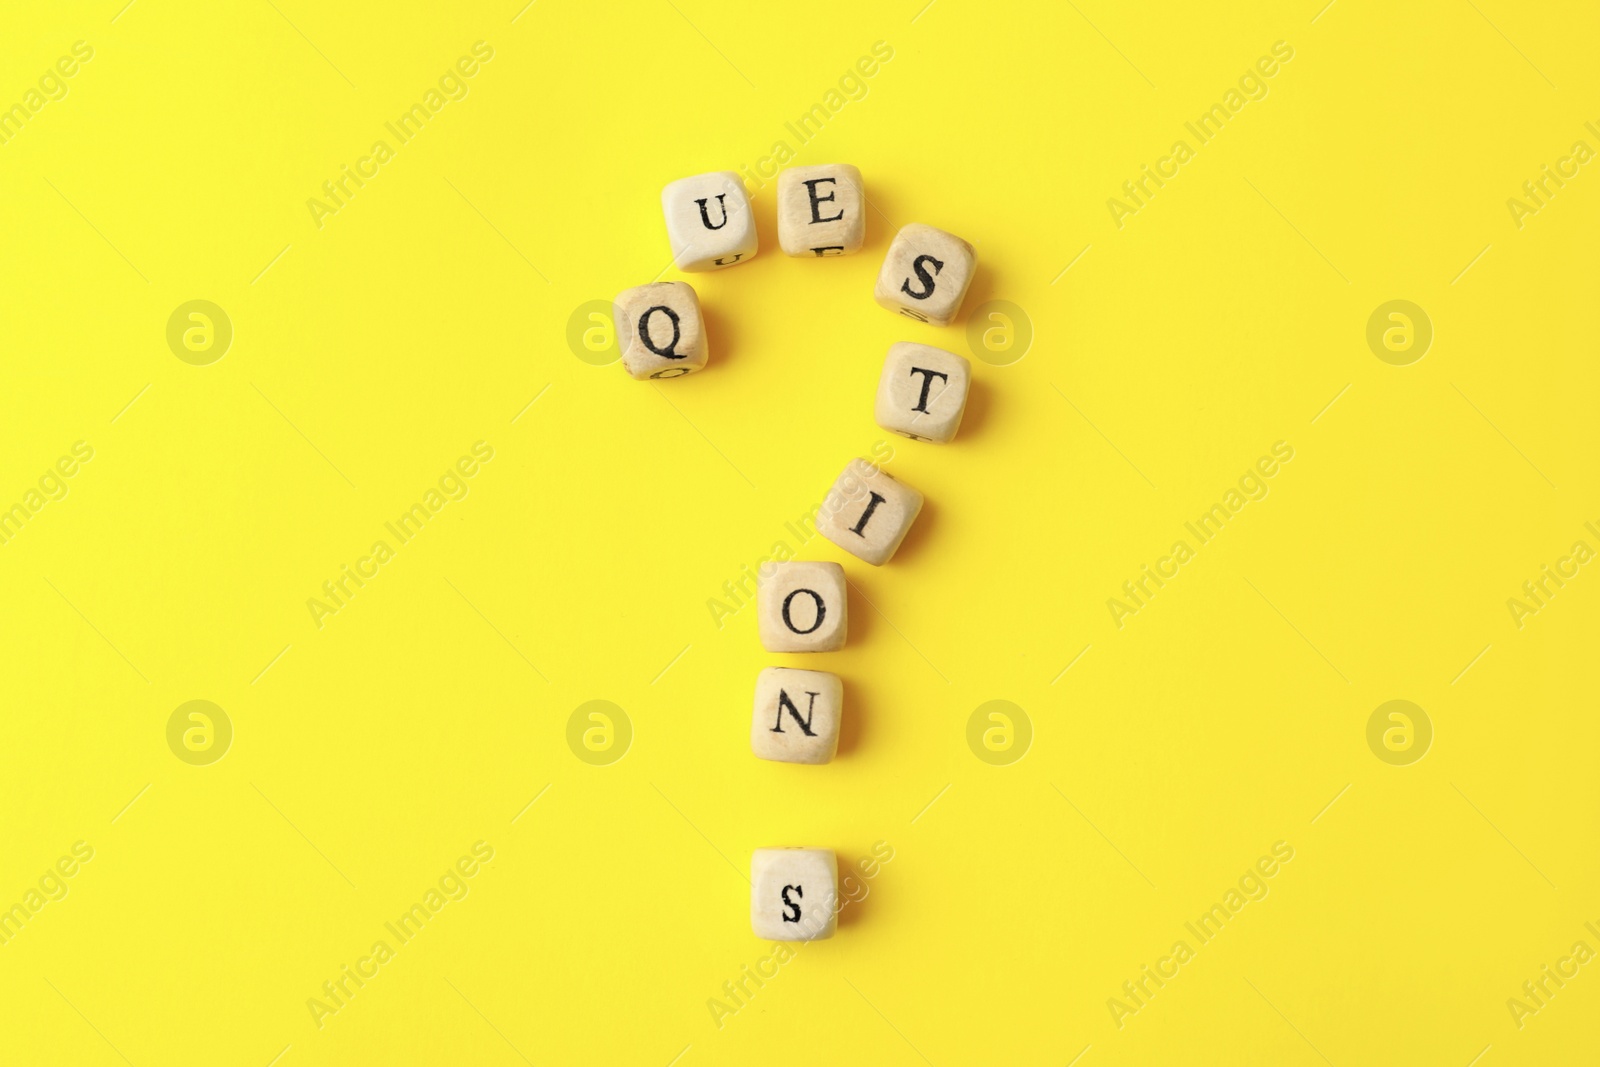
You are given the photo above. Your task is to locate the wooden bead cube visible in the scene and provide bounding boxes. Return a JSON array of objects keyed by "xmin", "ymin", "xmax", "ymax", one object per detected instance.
[
  {"xmin": 662, "ymin": 171, "xmax": 757, "ymax": 272},
  {"xmin": 750, "ymin": 667, "xmax": 842, "ymax": 765},
  {"xmin": 873, "ymin": 223, "xmax": 976, "ymax": 326},
  {"xmin": 818, "ymin": 459, "xmax": 923, "ymax": 566},
  {"xmin": 874, "ymin": 342, "xmax": 971, "ymax": 443},
  {"xmin": 612, "ymin": 281, "xmax": 707, "ymax": 380},
  {"xmin": 777, "ymin": 164, "xmax": 865, "ymax": 257},
  {"xmin": 757, "ymin": 561, "xmax": 847, "ymax": 652},
  {"xmin": 751, "ymin": 847, "xmax": 837, "ymax": 940}
]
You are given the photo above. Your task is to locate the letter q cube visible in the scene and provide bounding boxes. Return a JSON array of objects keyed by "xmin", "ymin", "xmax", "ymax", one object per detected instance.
[{"xmin": 612, "ymin": 281, "xmax": 707, "ymax": 380}]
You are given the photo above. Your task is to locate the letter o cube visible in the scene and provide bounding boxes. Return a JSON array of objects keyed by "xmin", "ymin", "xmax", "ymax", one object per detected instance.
[
  {"xmin": 612, "ymin": 281, "xmax": 707, "ymax": 380},
  {"xmin": 873, "ymin": 223, "xmax": 976, "ymax": 326},
  {"xmin": 758, "ymin": 561, "xmax": 847, "ymax": 652},
  {"xmin": 662, "ymin": 171, "xmax": 758, "ymax": 272},
  {"xmin": 751, "ymin": 847, "xmax": 837, "ymax": 940}
]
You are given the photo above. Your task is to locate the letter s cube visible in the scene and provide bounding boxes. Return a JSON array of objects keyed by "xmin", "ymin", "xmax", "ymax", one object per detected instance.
[
  {"xmin": 751, "ymin": 847, "xmax": 837, "ymax": 940},
  {"xmin": 873, "ymin": 223, "xmax": 976, "ymax": 327}
]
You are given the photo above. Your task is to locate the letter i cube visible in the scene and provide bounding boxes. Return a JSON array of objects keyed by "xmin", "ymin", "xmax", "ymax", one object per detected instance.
[{"xmin": 817, "ymin": 459, "xmax": 923, "ymax": 565}]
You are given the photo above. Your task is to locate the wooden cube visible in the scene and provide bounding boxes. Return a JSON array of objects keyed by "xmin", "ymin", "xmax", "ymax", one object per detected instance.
[
  {"xmin": 873, "ymin": 223, "xmax": 976, "ymax": 326},
  {"xmin": 751, "ymin": 667, "xmax": 842, "ymax": 765},
  {"xmin": 777, "ymin": 164, "xmax": 865, "ymax": 257},
  {"xmin": 751, "ymin": 847, "xmax": 837, "ymax": 940},
  {"xmin": 612, "ymin": 281, "xmax": 707, "ymax": 380},
  {"xmin": 874, "ymin": 342, "xmax": 971, "ymax": 443},
  {"xmin": 817, "ymin": 459, "xmax": 923, "ymax": 566},
  {"xmin": 662, "ymin": 171, "xmax": 757, "ymax": 272},
  {"xmin": 758, "ymin": 561, "xmax": 847, "ymax": 652}
]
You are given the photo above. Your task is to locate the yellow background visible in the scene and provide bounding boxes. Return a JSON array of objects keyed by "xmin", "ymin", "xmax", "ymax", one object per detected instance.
[{"xmin": 2, "ymin": 0, "xmax": 1597, "ymax": 1063}]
